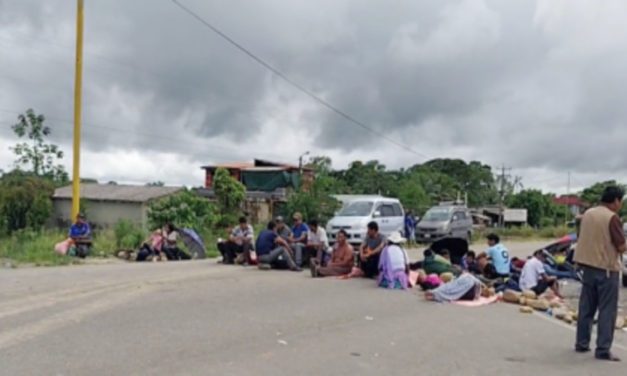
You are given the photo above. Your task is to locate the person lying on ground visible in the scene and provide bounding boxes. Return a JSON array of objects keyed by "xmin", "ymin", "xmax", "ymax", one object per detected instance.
[
  {"xmin": 415, "ymin": 270, "xmax": 443, "ymax": 291},
  {"xmin": 303, "ymin": 219, "xmax": 330, "ymax": 267},
  {"xmin": 68, "ymin": 213, "xmax": 92, "ymax": 258},
  {"xmin": 289, "ymin": 212, "xmax": 309, "ymax": 267},
  {"xmin": 137, "ymin": 229, "xmax": 165, "ymax": 262},
  {"xmin": 424, "ymin": 273, "xmax": 483, "ymax": 302},
  {"xmin": 358, "ymin": 221, "xmax": 386, "ymax": 278},
  {"xmin": 162, "ymin": 223, "xmax": 190, "ymax": 261},
  {"xmin": 486, "ymin": 233, "xmax": 511, "ymax": 278},
  {"xmin": 377, "ymin": 231, "xmax": 410, "ymax": 289},
  {"xmin": 422, "ymin": 249, "xmax": 456, "ymax": 276},
  {"xmin": 256, "ymin": 220, "xmax": 301, "ymax": 272},
  {"xmin": 226, "ymin": 217, "xmax": 255, "ymax": 265},
  {"xmin": 311, "ymin": 230, "xmax": 354, "ymax": 278},
  {"xmin": 520, "ymin": 250, "xmax": 562, "ymax": 298}
]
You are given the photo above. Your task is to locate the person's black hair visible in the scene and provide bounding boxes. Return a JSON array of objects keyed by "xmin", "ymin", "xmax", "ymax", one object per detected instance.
[
  {"xmin": 466, "ymin": 250, "xmax": 476, "ymax": 259},
  {"xmin": 420, "ymin": 281, "xmax": 438, "ymax": 291},
  {"xmin": 239, "ymin": 216, "xmax": 248, "ymax": 224},
  {"xmin": 337, "ymin": 229, "xmax": 348, "ymax": 238},
  {"xmin": 165, "ymin": 223, "xmax": 176, "ymax": 232},
  {"xmin": 367, "ymin": 221, "xmax": 379, "ymax": 231},
  {"xmin": 440, "ymin": 249, "xmax": 450, "ymax": 257},
  {"xmin": 486, "ymin": 233, "xmax": 500, "ymax": 243},
  {"xmin": 267, "ymin": 221, "xmax": 277, "ymax": 230},
  {"xmin": 308, "ymin": 219, "xmax": 319, "ymax": 228},
  {"xmin": 423, "ymin": 249, "xmax": 433, "ymax": 257},
  {"xmin": 601, "ymin": 185, "xmax": 625, "ymax": 204}
]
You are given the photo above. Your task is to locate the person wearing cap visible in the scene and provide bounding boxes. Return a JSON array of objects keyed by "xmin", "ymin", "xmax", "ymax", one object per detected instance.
[
  {"xmin": 289, "ymin": 212, "xmax": 309, "ymax": 267},
  {"xmin": 68, "ymin": 213, "xmax": 92, "ymax": 258},
  {"xmin": 574, "ymin": 186, "xmax": 626, "ymax": 361},
  {"xmin": 377, "ymin": 231, "xmax": 410, "ymax": 289},
  {"xmin": 275, "ymin": 216, "xmax": 293, "ymax": 241}
]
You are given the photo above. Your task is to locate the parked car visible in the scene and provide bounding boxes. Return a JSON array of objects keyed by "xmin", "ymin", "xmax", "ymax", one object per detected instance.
[
  {"xmin": 416, "ymin": 204, "xmax": 473, "ymax": 243},
  {"xmin": 326, "ymin": 197, "xmax": 405, "ymax": 246}
]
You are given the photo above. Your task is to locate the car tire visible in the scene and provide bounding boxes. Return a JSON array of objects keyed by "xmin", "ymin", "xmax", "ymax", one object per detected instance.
[{"xmin": 623, "ymin": 275, "xmax": 627, "ymax": 288}]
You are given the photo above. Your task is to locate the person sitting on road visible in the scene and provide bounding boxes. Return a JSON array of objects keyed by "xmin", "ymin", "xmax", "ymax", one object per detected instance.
[
  {"xmin": 377, "ymin": 231, "xmax": 410, "ymax": 289},
  {"xmin": 162, "ymin": 223, "xmax": 190, "ymax": 261},
  {"xmin": 136, "ymin": 229, "xmax": 165, "ymax": 262},
  {"xmin": 461, "ymin": 250, "xmax": 476, "ymax": 272},
  {"xmin": 289, "ymin": 212, "xmax": 309, "ymax": 267},
  {"xmin": 311, "ymin": 230, "xmax": 354, "ymax": 278},
  {"xmin": 275, "ymin": 216, "xmax": 293, "ymax": 241},
  {"xmin": 358, "ymin": 221, "xmax": 386, "ymax": 278},
  {"xmin": 68, "ymin": 213, "xmax": 92, "ymax": 258},
  {"xmin": 486, "ymin": 233, "xmax": 511, "ymax": 278},
  {"xmin": 520, "ymin": 250, "xmax": 562, "ymax": 298},
  {"xmin": 424, "ymin": 273, "xmax": 483, "ymax": 302},
  {"xmin": 256, "ymin": 221, "xmax": 301, "ymax": 272},
  {"xmin": 226, "ymin": 217, "xmax": 255, "ymax": 265},
  {"xmin": 303, "ymin": 220, "xmax": 330, "ymax": 266}
]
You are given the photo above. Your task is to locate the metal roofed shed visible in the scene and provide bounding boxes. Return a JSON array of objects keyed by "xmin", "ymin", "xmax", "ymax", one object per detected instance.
[{"xmin": 52, "ymin": 184, "xmax": 184, "ymax": 228}]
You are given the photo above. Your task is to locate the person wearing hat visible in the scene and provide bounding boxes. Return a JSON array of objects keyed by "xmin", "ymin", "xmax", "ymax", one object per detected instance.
[
  {"xmin": 68, "ymin": 213, "xmax": 92, "ymax": 258},
  {"xmin": 377, "ymin": 231, "xmax": 410, "ymax": 289}
]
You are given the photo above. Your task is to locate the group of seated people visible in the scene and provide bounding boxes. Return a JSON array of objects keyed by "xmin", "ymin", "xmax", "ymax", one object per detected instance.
[
  {"xmin": 218, "ymin": 214, "xmax": 579, "ymax": 303},
  {"xmin": 135, "ymin": 223, "xmax": 191, "ymax": 261},
  {"xmin": 417, "ymin": 233, "xmax": 575, "ymax": 300},
  {"xmin": 217, "ymin": 213, "xmax": 333, "ymax": 271}
]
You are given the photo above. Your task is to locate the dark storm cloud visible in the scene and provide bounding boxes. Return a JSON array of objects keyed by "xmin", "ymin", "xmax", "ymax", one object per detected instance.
[{"xmin": 2, "ymin": 0, "xmax": 627, "ymax": 187}]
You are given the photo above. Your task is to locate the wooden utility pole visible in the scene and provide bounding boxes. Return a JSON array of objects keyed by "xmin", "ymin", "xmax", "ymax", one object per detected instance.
[{"xmin": 71, "ymin": 0, "xmax": 85, "ymax": 220}]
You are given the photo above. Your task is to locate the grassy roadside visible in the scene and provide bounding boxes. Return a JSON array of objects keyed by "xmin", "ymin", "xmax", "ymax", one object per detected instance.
[
  {"xmin": 0, "ymin": 227, "xmax": 222, "ymax": 268},
  {"xmin": 471, "ymin": 225, "xmax": 572, "ymax": 243}
]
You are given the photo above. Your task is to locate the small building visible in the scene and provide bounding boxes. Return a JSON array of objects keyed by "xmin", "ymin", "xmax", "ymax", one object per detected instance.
[
  {"xmin": 202, "ymin": 159, "xmax": 314, "ymax": 191},
  {"xmin": 553, "ymin": 195, "xmax": 587, "ymax": 216},
  {"xmin": 199, "ymin": 159, "xmax": 315, "ymax": 223},
  {"xmin": 52, "ymin": 184, "xmax": 183, "ymax": 229}
]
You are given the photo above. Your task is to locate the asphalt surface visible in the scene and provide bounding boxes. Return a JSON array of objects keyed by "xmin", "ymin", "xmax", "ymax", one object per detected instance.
[{"xmin": 1, "ymin": 241, "xmax": 626, "ymax": 376}]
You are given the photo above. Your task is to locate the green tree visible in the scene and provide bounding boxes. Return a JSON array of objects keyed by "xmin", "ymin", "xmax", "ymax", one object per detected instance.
[
  {"xmin": 581, "ymin": 180, "xmax": 626, "ymax": 206},
  {"xmin": 147, "ymin": 190, "xmax": 219, "ymax": 230},
  {"xmin": 288, "ymin": 156, "xmax": 342, "ymax": 223},
  {"xmin": 213, "ymin": 168, "xmax": 246, "ymax": 225},
  {"xmin": 393, "ymin": 173, "xmax": 432, "ymax": 214},
  {"xmin": 0, "ymin": 171, "xmax": 55, "ymax": 233},
  {"xmin": 507, "ymin": 189, "xmax": 558, "ymax": 227},
  {"xmin": 423, "ymin": 159, "xmax": 498, "ymax": 206},
  {"xmin": 10, "ymin": 109, "xmax": 67, "ymax": 183}
]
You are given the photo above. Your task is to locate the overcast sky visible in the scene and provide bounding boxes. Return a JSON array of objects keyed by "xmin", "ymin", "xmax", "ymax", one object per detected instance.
[{"xmin": 1, "ymin": 0, "xmax": 626, "ymax": 193}]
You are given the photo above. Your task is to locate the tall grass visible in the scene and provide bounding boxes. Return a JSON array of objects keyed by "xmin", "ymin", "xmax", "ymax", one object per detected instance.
[{"xmin": 472, "ymin": 225, "xmax": 571, "ymax": 242}]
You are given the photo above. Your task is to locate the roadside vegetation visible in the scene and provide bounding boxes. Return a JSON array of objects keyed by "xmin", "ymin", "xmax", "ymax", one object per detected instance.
[{"xmin": 0, "ymin": 109, "xmax": 624, "ymax": 266}]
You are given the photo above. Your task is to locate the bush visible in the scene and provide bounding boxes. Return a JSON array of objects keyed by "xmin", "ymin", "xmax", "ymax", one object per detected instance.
[
  {"xmin": 113, "ymin": 220, "xmax": 145, "ymax": 250},
  {"xmin": 0, "ymin": 172, "xmax": 55, "ymax": 233},
  {"xmin": 147, "ymin": 190, "xmax": 219, "ymax": 231},
  {"xmin": 0, "ymin": 229, "xmax": 77, "ymax": 266}
]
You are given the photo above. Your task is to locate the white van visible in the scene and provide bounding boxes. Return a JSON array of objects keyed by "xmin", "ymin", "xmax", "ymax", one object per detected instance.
[{"xmin": 326, "ymin": 196, "xmax": 405, "ymax": 246}]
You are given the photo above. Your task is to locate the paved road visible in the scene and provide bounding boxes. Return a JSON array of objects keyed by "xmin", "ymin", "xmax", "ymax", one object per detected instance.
[{"xmin": 1, "ymin": 241, "xmax": 626, "ymax": 375}]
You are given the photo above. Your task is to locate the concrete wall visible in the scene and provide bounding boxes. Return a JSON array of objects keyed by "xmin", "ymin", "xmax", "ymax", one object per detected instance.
[{"xmin": 52, "ymin": 199, "xmax": 147, "ymax": 229}]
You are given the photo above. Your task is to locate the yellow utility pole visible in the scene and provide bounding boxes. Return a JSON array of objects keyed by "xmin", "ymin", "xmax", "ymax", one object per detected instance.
[{"xmin": 71, "ymin": 0, "xmax": 84, "ymax": 220}]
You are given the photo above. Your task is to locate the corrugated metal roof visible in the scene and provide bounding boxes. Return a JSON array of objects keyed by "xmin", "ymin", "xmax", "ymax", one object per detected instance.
[{"xmin": 53, "ymin": 184, "xmax": 183, "ymax": 203}]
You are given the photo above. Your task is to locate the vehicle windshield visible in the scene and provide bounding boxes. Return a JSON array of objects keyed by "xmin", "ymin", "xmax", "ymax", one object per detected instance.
[
  {"xmin": 422, "ymin": 208, "xmax": 452, "ymax": 222},
  {"xmin": 337, "ymin": 201, "xmax": 374, "ymax": 217}
]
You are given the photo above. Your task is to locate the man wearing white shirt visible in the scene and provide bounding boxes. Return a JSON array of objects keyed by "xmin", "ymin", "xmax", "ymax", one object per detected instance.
[
  {"xmin": 520, "ymin": 250, "xmax": 560, "ymax": 298},
  {"xmin": 304, "ymin": 220, "xmax": 331, "ymax": 266}
]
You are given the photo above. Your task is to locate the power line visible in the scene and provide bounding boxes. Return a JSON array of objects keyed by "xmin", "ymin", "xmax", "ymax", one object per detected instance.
[{"xmin": 169, "ymin": 0, "xmax": 429, "ymax": 159}]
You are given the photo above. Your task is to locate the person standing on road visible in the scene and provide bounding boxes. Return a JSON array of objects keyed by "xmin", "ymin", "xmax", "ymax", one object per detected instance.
[{"xmin": 574, "ymin": 186, "xmax": 626, "ymax": 362}]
